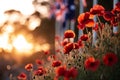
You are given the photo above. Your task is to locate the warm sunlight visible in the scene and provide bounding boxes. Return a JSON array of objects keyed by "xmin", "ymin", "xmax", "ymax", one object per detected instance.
[
  {"xmin": 0, "ymin": 0, "xmax": 51, "ymax": 56},
  {"xmin": 0, "ymin": 33, "xmax": 12, "ymax": 52},
  {"xmin": 12, "ymin": 35, "xmax": 33, "ymax": 54},
  {"xmin": 0, "ymin": 0, "xmax": 35, "ymax": 16}
]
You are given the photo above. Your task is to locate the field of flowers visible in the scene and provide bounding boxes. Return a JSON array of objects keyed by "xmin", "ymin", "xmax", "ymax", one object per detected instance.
[{"xmin": 15, "ymin": 2, "xmax": 120, "ymax": 80}]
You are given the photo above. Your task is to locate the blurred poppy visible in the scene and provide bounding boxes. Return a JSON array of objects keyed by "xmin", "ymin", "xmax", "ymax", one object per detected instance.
[
  {"xmin": 69, "ymin": 67, "xmax": 78, "ymax": 78},
  {"xmin": 103, "ymin": 11, "xmax": 114, "ymax": 21},
  {"xmin": 17, "ymin": 72, "xmax": 27, "ymax": 80},
  {"xmin": 64, "ymin": 67, "xmax": 78, "ymax": 80},
  {"xmin": 34, "ymin": 66, "xmax": 46, "ymax": 76},
  {"xmin": 77, "ymin": 24, "xmax": 85, "ymax": 30},
  {"xmin": 103, "ymin": 52, "xmax": 118, "ymax": 66},
  {"xmin": 43, "ymin": 50, "xmax": 50, "ymax": 55},
  {"xmin": 52, "ymin": 60, "xmax": 62, "ymax": 67},
  {"xmin": 63, "ymin": 42, "xmax": 74, "ymax": 54},
  {"xmin": 64, "ymin": 30, "xmax": 75, "ymax": 38},
  {"xmin": 111, "ymin": 17, "xmax": 119, "ymax": 26},
  {"xmin": 34, "ymin": 69, "xmax": 44, "ymax": 76},
  {"xmin": 77, "ymin": 40, "xmax": 84, "ymax": 48},
  {"xmin": 35, "ymin": 59, "xmax": 43, "ymax": 65},
  {"xmin": 77, "ymin": 12, "xmax": 94, "ymax": 28},
  {"xmin": 25, "ymin": 63, "xmax": 33, "ymax": 71},
  {"xmin": 84, "ymin": 57, "xmax": 100, "ymax": 71},
  {"xmin": 61, "ymin": 39, "xmax": 69, "ymax": 46},
  {"xmin": 90, "ymin": 4, "xmax": 105, "ymax": 16},
  {"xmin": 80, "ymin": 34, "xmax": 89, "ymax": 41},
  {"xmin": 114, "ymin": 2, "xmax": 120, "ymax": 12},
  {"xmin": 55, "ymin": 66, "xmax": 67, "ymax": 77}
]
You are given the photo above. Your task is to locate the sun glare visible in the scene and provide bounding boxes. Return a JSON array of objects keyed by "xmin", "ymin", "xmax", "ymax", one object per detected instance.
[
  {"xmin": 0, "ymin": 0, "xmax": 51, "ymax": 56},
  {"xmin": 0, "ymin": 33, "xmax": 12, "ymax": 52},
  {"xmin": 12, "ymin": 35, "xmax": 33, "ymax": 53},
  {"xmin": 0, "ymin": 0, "xmax": 35, "ymax": 16}
]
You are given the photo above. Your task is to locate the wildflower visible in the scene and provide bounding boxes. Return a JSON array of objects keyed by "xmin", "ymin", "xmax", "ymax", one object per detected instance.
[
  {"xmin": 84, "ymin": 57, "xmax": 100, "ymax": 71},
  {"xmin": 114, "ymin": 2, "xmax": 120, "ymax": 12},
  {"xmin": 34, "ymin": 70, "xmax": 44, "ymax": 76},
  {"xmin": 103, "ymin": 11, "xmax": 114, "ymax": 21},
  {"xmin": 90, "ymin": 4, "xmax": 105, "ymax": 16},
  {"xmin": 17, "ymin": 72, "xmax": 27, "ymax": 80},
  {"xmin": 64, "ymin": 67, "xmax": 78, "ymax": 80},
  {"xmin": 111, "ymin": 17, "xmax": 119, "ymax": 26},
  {"xmin": 25, "ymin": 63, "xmax": 33, "ymax": 71},
  {"xmin": 43, "ymin": 50, "xmax": 50, "ymax": 55},
  {"xmin": 55, "ymin": 66, "xmax": 67, "ymax": 77},
  {"xmin": 63, "ymin": 42, "xmax": 74, "ymax": 54},
  {"xmin": 34, "ymin": 66, "xmax": 46, "ymax": 76},
  {"xmin": 103, "ymin": 52, "xmax": 118, "ymax": 66},
  {"xmin": 35, "ymin": 59, "xmax": 43, "ymax": 65},
  {"xmin": 61, "ymin": 39, "xmax": 69, "ymax": 46},
  {"xmin": 77, "ymin": 24, "xmax": 85, "ymax": 30},
  {"xmin": 64, "ymin": 30, "xmax": 75, "ymax": 38},
  {"xmin": 77, "ymin": 40, "xmax": 84, "ymax": 48},
  {"xmin": 52, "ymin": 60, "xmax": 61, "ymax": 67},
  {"xmin": 69, "ymin": 67, "xmax": 78, "ymax": 78},
  {"xmin": 80, "ymin": 34, "xmax": 89, "ymax": 41},
  {"xmin": 77, "ymin": 12, "xmax": 94, "ymax": 28}
]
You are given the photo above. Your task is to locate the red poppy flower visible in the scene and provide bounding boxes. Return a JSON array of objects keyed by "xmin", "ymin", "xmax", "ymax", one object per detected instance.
[
  {"xmin": 114, "ymin": 2, "xmax": 120, "ymax": 12},
  {"xmin": 80, "ymin": 34, "xmax": 89, "ymax": 41},
  {"xmin": 43, "ymin": 50, "xmax": 50, "ymax": 55},
  {"xmin": 69, "ymin": 67, "xmax": 78, "ymax": 78},
  {"xmin": 77, "ymin": 12, "xmax": 94, "ymax": 27},
  {"xmin": 34, "ymin": 66, "xmax": 46, "ymax": 76},
  {"xmin": 84, "ymin": 57, "xmax": 100, "ymax": 71},
  {"xmin": 103, "ymin": 53, "xmax": 118, "ymax": 66},
  {"xmin": 63, "ymin": 42, "xmax": 74, "ymax": 54},
  {"xmin": 90, "ymin": 4, "xmax": 105, "ymax": 16},
  {"xmin": 61, "ymin": 39, "xmax": 69, "ymax": 46},
  {"xmin": 36, "ymin": 59, "xmax": 43, "ymax": 65},
  {"xmin": 17, "ymin": 72, "xmax": 27, "ymax": 80},
  {"xmin": 93, "ymin": 23, "xmax": 98, "ymax": 31},
  {"xmin": 52, "ymin": 60, "xmax": 61, "ymax": 67},
  {"xmin": 64, "ymin": 30, "xmax": 75, "ymax": 38},
  {"xmin": 34, "ymin": 70, "xmax": 44, "ymax": 76},
  {"xmin": 77, "ymin": 24, "xmax": 85, "ymax": 30},
  {"xmin": 103, "ymin": 11, "xmax": 114, "ymax": 21},
  {"xmin": 64, "ymin": 67, "xmax": 78, "ymax": 80},
  {"xmin": 111, "ymin": 17, "xmax": 119, "ymax": 26},
  {"xmin": 25, "ymin": 63, "xmax": 33, "ymax": 71},
  {"xmin": 55, "ymin": 66, "xmax": 67, "ymax": 77},
  {"xmin": 77, "ymin": 40, "xmax": 84, "ymax": 48}
]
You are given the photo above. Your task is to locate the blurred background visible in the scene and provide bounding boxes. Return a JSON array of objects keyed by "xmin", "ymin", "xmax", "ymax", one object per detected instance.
[{"xmin": 0, "ymin": 0, "xmax": 118, "ymax": 80}]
